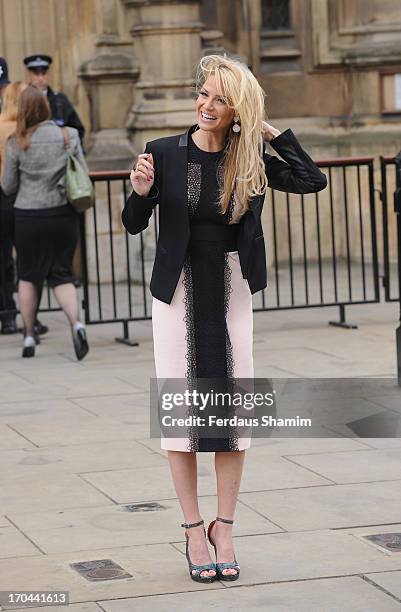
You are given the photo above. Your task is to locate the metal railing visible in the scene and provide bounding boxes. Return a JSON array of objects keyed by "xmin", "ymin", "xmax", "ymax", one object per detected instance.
[
  {"xmin": 0, "ymin": 156, "xmax": 393, "ymax": 340},
  {"xmin": 77, "ymin": 157, "xmax": 380, "ymax": 338},
  {"xmin": 381, "ymin": 156, "xmax": 400, "ymax": 303},
  {"xmin": 254, "ymin": 157, "xmax": 379, "ymax": 328},
  {"xmin": 381, "ymin": 154, "xmax": 401, "ymax": 383},
  {"xmin": 79, "ymin": 170, "xmax": 156, "ymax": 343}
]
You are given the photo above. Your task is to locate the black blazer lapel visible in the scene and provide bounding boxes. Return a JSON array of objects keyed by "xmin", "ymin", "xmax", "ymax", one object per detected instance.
[{"xmin": 163, "ymin": 128, "xmax": 191, "ymax": 238}]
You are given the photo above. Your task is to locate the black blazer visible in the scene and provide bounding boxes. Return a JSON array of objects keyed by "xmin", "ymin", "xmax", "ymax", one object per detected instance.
[{"xmin": 122, "ymin": 125, "xmax": 327, "ymax": 304}]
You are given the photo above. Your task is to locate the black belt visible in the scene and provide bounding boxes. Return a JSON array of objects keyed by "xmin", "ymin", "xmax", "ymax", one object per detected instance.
[
  {"xmin": 189, "ymin": 223, "xmax": 239, "ymax": 251},
  {"xmin": 189, "ymin": 223, "xmax": 239, "ymax": 250}
]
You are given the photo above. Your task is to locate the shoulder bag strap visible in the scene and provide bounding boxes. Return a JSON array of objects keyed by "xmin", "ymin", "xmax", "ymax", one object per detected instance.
[{"xmin": 60, "ymin": 126, "xmax": 70, "ymax": 150}]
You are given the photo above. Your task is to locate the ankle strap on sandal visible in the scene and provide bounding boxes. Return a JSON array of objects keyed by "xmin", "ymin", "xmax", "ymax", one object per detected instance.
[
  {"xmin": 216, "ymin": 517, "xmax": 234, "ymax": 524},
  {"xmin": 181, "ymin": 519, "xmax": 204, "ymax": 529}
]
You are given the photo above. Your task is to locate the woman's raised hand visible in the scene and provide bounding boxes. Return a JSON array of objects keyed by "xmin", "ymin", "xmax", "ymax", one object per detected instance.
[
  {"xmin": 130, "ymin": 153, "xmax": 155, "ymax": 197},
  {"xmin": 261, "ymin": 121, "xmax": 281, "ymax": 142}
]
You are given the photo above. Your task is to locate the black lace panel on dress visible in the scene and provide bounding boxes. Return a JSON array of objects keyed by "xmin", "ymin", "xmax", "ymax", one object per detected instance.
[{"xmin": 183, "ymin": 134, "xmax": 239, "ymax": 452}]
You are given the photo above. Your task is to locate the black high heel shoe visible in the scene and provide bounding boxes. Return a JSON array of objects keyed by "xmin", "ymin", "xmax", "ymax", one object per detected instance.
[
  {"xmin": 22, "ymin": 336, "xmax": 35, "ymax": 358},
  {"xmin": 71, "ymin": 325, "xmax": 89, "ymax": 361},
  {"xmin": 207, "ymin": 517, "xmax": 240, "ymax": 581},
  {"xmin": 181, "ymin": 519, "xmax": 217, "ymax": 583}
]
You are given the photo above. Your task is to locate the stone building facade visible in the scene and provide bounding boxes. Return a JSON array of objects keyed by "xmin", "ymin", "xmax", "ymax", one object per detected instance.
[{"xmin": 1, "ymin": 0, "xmax": 401, "ymax": 276}]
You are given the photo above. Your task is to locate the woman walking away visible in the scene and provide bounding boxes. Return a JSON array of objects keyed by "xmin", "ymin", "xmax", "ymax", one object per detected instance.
[
  {"xmin": 1, "ymin": 85, "xmax": 89, "ymax": 359},
  {"xmin": 122, "ymin": 55, "xmax": 327, "ymax": 583},
  {"xmin": 0, "ymin": 81, "xmax": 50, "ymax": 338}
]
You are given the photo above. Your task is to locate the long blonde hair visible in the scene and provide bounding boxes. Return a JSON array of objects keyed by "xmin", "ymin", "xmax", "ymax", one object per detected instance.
[
  {"xmin": 195, "ymin": 55, "xmax": 268, "ymax": 213},
  {"xmin": 0, "ymin": 81, "xmax": 27, "ymax": 123}
]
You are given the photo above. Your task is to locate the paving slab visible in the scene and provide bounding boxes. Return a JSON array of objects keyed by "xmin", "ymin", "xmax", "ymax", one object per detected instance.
[
  {"xmin": 0, "ymin": 516, "xmax": 40, "ymax": 558},
  {"xmin": 0, "ymin": 424, "xmax": 35, "ymax": 450},
  {"xmin": 10, "ymin": 604, "xmax": 101, "ymax": 612},
  {"xmin": 365, "ymin": 570, "xmax": 401, "ymax": 601},
  {"xmin": 7, "ymin": 496, "xmax": 279, "ymax": 554},
  {"xmin": 0, "ymin": 473, "xmax": 113, "ymax": 513},
  {"xmin": 0, "ymin": 440, "xmax": 162, "ymax": 476},
  {"xmin": 80, "ymin": 451, "xmax": 333, "ymax": 505},
  {"xmin": 80, "ymin": 465, "xmax": 196, "ymax": 503},
  {"xmin": 335, "ymin": 523, "xmax": 401, "ymax": 556},
  {"xmin": 368, "ymin": 394, "xmax": 401, "ymax": 414},
  {"xmin": 239, "ymin": 480, "xmax": 401, "ymax": 530},
  {"xmin": 0, "ymin": 297, "xmax": 400, "ymax": 609},
  {"xmin": 360, "ymin": 438, "xmax": 401, "ymax": 449},
  {"xmin": 5, "ymin": 415, "xmax": 149, "ymax": 448},
  {"xmin": 71, "ymin": 394, "xmax": 149, "ymax": 420},
  {"xmin": 0, "ymin": 400, "xmax": 96, "ymax": 424},
  {"xmin": 240, "ymin": 452, "xmax": 332, "ymax": 490},
  {"xmin": 173, "ymin": 529, "xmax": 401, "ymax": 584},
  {"xmin": 0, "ymin": 544, "xmax": 224, "ymax": 601},
  {"xmin": 284, "ymin": 449, "xmax": 401, "ymax": 484},
  {"xmin": 98, "ymin": 576, "xmax": 401, "ymax": 611}
]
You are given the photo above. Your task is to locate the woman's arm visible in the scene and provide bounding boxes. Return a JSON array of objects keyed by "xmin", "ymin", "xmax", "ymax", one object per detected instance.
[
  {"xmin": 262, "ymin": 124, "xmax": 327, "ymax": 194},
  {"xmin": 122, "ymin": 142, "xmax": 159, "ymax": 235},
  {"xmin": 1, "ymin": 139, "xmax": 20, "ymax": 196}
]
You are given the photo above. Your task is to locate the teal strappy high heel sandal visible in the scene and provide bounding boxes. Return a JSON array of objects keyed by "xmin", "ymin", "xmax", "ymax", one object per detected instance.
[
  {"xmin": 207, "ymin": 517, "xmax": 240, "ymax": 581},
  {"xmin": 181, "ymin": 519, "xmax": 217, "ymax": 583}
]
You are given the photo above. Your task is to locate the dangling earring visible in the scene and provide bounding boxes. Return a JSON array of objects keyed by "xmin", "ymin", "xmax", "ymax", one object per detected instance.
[{"xmin": 232, "ymin": 116, "xmax": 241, "ymax": 133}]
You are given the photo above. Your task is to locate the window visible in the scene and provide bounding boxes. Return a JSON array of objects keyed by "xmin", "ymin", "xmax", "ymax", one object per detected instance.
[{"xmin": 262, "ymin": 0, "xmax": 290, "ymax": 31}]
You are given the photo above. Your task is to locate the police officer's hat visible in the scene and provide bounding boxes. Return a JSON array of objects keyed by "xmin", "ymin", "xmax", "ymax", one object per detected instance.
[
  {"xmin": 0, "ymin": 57, "xmax": 10, "ymax": 86},
  {"xmin": 23, "ymin": 54, "xmax": 52, "ymax": 71}
]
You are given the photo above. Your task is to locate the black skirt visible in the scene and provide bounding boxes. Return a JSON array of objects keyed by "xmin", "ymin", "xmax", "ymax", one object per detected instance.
[{"xmin": 15, "ymin": 205, "xmax": 79, "ymax": 288}]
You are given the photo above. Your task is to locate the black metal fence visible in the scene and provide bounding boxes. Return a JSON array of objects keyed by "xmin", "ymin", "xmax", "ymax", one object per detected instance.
[
  {"xmin": 79, "ymin": 170, "xmax": 158, "ymax": 343},
  {"xmin": 77, "ymin": 156, "xmax": 380, "ymax": 336},
  {"xmin": 0, "ymin": 156, "xmax": 397, "ymax": 339},
  {"xmin": 254, "ymin": 157, "xmax": 380, "ymax": 328},
  {"xmin": 382, "ymin": 153, "xmax": 401, "ymax": 383},
  {"xmin": 381, "ymin": 156, "xmax": 400, "ymax": 304}
]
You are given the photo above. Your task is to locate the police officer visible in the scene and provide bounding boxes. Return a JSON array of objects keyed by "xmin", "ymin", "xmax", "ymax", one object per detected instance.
[
  {"xmin": 24, "ymin": 54, "xmax": 85, "ymax": 143},
  {"xmin": 0, "ymin": 57, "xmax": 10, "ymax": 108}
]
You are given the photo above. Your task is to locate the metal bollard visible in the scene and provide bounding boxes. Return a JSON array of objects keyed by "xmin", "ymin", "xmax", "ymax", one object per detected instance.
[{"xmin": 394, "ymin": 150, "xmax": 401, "ymax": 385}]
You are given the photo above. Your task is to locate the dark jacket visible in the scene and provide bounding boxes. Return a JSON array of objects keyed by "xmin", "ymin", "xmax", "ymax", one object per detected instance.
[
  {"xmin": 47, "ymin": 86, "xmax": 85, "ymax": 144},
  {"xmin": 122, "ymin": 125, "xmax": 327, "ymax": 304}
]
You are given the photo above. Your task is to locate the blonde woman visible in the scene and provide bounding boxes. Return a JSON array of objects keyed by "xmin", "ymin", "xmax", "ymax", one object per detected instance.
[
  {"xmin": 0, "ymin": 81, "xmax": 26, "ymax": 334},
  {"xmin": 122, "ymin": 55, "xmax": 327, "ymax": 583}
]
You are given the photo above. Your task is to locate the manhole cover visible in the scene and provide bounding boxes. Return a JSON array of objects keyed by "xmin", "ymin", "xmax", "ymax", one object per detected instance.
[
  {"xmin": 70, "ymin": 559, "xmax": 133, "ymax": 581},
  {"xmin": 123, "ymin": 502, "xmax": 167, "ymax": 512},
  {"xmin": 364, "ymin": 533, "xmax": 401, "ymax": 552}
]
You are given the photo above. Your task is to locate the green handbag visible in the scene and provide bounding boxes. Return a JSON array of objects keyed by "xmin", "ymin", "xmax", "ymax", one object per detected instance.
[{"xmin": 60, "ymin": 127, "xmax": 95, "ymax": 213}]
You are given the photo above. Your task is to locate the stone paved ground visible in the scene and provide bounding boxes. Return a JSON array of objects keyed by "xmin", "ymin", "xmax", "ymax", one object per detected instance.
[{"xmin": 1, "ymin": 300, "xmax": 401, "ymax": 611}]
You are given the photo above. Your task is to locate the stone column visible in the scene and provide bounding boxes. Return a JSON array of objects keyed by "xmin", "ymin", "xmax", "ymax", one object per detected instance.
[
  {"xmin": 123, "ymin": 0, "xmax": 203, "ymax": 151},
  {"xmin": 78, "ymin": 0, "xmax": 139, "ymax": 170}
]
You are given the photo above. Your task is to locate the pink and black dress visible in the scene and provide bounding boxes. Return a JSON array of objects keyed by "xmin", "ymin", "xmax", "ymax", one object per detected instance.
[{"xmin": 152, "ymin": 133, "xmax": 253, "ymax": 452}]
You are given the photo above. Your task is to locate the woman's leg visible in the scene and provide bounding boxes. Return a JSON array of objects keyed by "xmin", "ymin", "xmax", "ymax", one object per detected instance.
[
  {"xmin": 168, "ymin": 450, "xmax": 216, "ymax": 577},
  {"xmin": 18, "ymin": 280, "xmax": 38, "ymax": 337},
  {"xmin": 52, "ymin": 282, "xmax": 80, "ymax": 326},
  {"xmin": 52, "ymin": 282, "xmax": 89, "ymax": 360},
  {"xmin": 213, "ymin": 449, "xmax": 246, "ymax": 576}
]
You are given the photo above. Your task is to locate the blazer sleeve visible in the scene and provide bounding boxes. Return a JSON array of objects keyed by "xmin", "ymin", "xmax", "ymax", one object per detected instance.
[
  {"xmin": 264, "ymin": 128, "xmax": 327, "ymax": 194},
  {"xmin": 121, "ymin": 142, "xmax": 159, "ymax": 235},
  {"xmin": 1, "ymin": 139, "xmax": 19, "ymax": 196}
]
